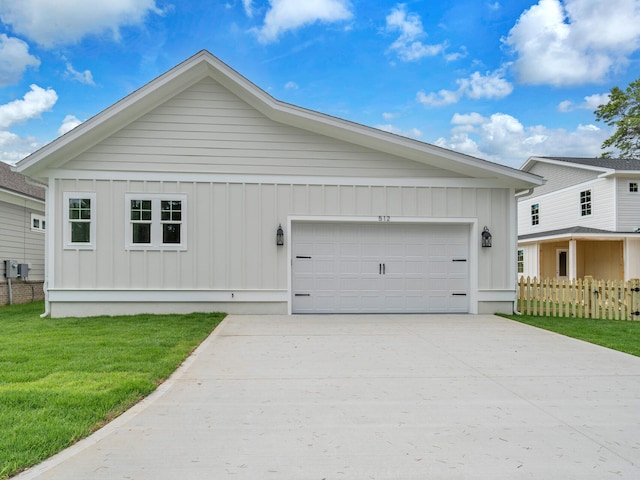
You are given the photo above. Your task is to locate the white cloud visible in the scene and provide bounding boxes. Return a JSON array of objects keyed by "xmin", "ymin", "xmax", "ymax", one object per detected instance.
[
  {"xmin": 0, "ymin": 84, "xmax": 58, "ymax": 129},
  {"xmin": 58, "ymin": 115, "xmax": 82, "ymax": 135},
  {"xmin": 435, "ymin": 111, "xmax": 609, "ymax": 167},
  {"xmin": 385, "ymin": 4, "xmax": 447, "ymax": 61},
  {"xmin": 255, "ymin": 0, "xmax": 353, "ymax": 43},
  {"xmin": 505, "ymin": 0, "xmax": 640, "ymax": 86},
  {"xmin": 382, "ymin": 112, "xmax": 397, "ymax": 120},
  {"xmin": 0, "ymin": 34, "xmax": 40, "ymax": 86},
  {"xmin": 242, "ymin": 0, "xmax": 254, "ymax": 17},
  {"xmin": 376, "ymin": 123, "xmax": 422, "ymax": 139},
  {"xmin": 65, "ymin": 61, "xmax": 95, "ymax": 85},
  {"xmin": 558, "ymin": 92, "xmax": 610, "ymax": 112},
  {"xmin": 417, "ymin": 69, "xmax": 513, "ymax": 107},
  {"xmin": 0, "ymin": 84, "xmax": 58, "ymax": 163},
  {"xmin": 284, "ymin": 81, "xmax": 298, "ymax": 90},
  {"xmin": 0, "ymin": 0, "xmax": 163, "ymax": 47}
]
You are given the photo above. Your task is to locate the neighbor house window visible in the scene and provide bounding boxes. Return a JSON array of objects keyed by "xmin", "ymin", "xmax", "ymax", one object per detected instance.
[
  {"xmin": 63, "ymin": 192, "xmax": 96, "ymax": 249},
  {"xmin": 580, "ymin": 190, "xmax": 591, "ymax": 216},
  {"xmin": 531, "ymin": 203, "xmax": 539, "ymax": 225},
  {"xmin": 30, "ymin": 213, "xmax": 46, "ymax": 232},
  {"xmin": 125, "ymin": 194, "xmax": 186, "ymax": 250},
  {"xmin": 517, "ymin": 249, "xmax": 524, "ymax": 274},
  {"xmin": 630, "ymin": 182, "xmax": 638, "ymax": 193}
]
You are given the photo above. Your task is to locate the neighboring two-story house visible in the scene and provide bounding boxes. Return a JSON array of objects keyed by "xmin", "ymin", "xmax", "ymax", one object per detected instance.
[
  {"xmin": 517, "ymin": 156, "xmax": 640, "ymax": 281},
  {"xmin": 0, "ymin": 161, "xmax": 46, "ymax": 305}
]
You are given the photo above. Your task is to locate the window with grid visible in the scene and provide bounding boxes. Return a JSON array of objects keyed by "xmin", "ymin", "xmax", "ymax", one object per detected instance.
[
  {"xmin": 580, "ymin": 190, "xmax": 591, "ymax": 216},
  {"xmin": 64, "ymin": 192, "xmax": 96, "ymax": 249},
  {"xmin": 630, "ymin": 182, "xmax": 638, "ymax": 193},
  {"xmin": 531, "ymin": 203, "xmax": 539, "ymax": 225},
  {"xmin": 126, "ymin": 194, "xmax": 186, "ymax": 250},
  {"xmin": 517, "ymin": 249, "xmax": 524, "ymax": 274}
]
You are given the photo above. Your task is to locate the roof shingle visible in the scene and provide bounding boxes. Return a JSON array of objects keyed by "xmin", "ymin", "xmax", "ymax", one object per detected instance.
[{"xmin": 0, "ymin": 161, "xmax": 45, "ymax": 200}]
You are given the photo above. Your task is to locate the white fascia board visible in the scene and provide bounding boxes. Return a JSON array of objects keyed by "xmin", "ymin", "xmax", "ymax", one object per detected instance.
[
  {"xmin": 49, "ymin": 169, "xmax": 523, "ymax": 189},
  {"xmin": 48, "ymin": 289, "xmax": 288, "ymax": 303},
  {"xmin": 599, "ymin": 170, "xmax": 640, "ymax": 179},
  {"xmin": 519, "ymin": 232, "xmax": 640, "ymax": 243},
  {"xmin": 0, "ymin": 188, "xmax": 45, "ymax": 209},
  {"xmin": 522, "ymin": 156, "xmax": 613, "ymax": 175}
]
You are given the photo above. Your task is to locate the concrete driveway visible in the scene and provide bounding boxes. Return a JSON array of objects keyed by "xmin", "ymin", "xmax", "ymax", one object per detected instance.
[{"xmin": 16, "ymin": 314, "xmax": 640, "ymax": 479}]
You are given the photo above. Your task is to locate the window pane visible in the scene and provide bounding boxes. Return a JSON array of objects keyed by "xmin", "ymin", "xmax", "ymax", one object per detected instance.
[
  {"xmin": 162, "ymin": 224, "xmax": 181, "ymax": 244},
  {"xmin": 71, "ymin": 222, "xmax": 90, "ymax": 243},
  {"xmin": 132, "ymin": 223, "xmax": 151, "ymax": 243},
  {"xmin": 42, "ymin": 220, "xmax": 46, "ymax": 229},
  {"xmin": 80, "ymin": 208, "xmax": 91, "ymax": 220},
  {"xmin": 33, "ymin": 218, "xmax": 40, "ymax": 228}
]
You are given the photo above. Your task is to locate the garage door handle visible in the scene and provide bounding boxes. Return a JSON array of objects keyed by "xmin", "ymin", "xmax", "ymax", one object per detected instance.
[
  {"xmin": 379, "ymin": 263, "xmax": 382, "ymax": 274},
  {"xmin": 451, "ymin": 293, "xmax": 467, "ymax": 296},
  {"xmin": 296, "ymin": 256, "xmax": 312, "ymax": 259},
  {"xmin": 383, "ymin": 263, "xmax": 386, "ymax": 274},
  {"xmin": 295, "ymin": 293, "xmax": 311, "ymax": 297},
  {"xmin": 452, "ymin": 259, "xmax": 467, "ymax": 262}
]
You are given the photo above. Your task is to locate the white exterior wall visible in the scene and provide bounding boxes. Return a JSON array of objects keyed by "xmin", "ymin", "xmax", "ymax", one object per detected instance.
[
  {"xmin": 526, "ymin": 162, "xmax": 599, "ymax": 196},
  {"xmin": 626, "ymin": 238, "xmax": 640, "ymax": 280},
  {"xmin": 62, "ymin": 78, "xmax": 460, "ymax": 179},
  {"xmin": 616, "ymin": 178, "xmax": 640, "ymax": 231},
  {"xmin": 49, "ymin": 175, "xmax": 515, "ymax": 316},
  {"xmin": 518, "ymin": 178, "xmax": 615, "ymax": 235},
  {"xmin": 518, "ymin": 243, "xmax": 539, "ymax": 280}
]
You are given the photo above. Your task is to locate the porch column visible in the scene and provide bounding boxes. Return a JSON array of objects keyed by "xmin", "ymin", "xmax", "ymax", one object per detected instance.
[{"xmin": 569, "ymin": 239, "xmax": 577, "ymax": 280}]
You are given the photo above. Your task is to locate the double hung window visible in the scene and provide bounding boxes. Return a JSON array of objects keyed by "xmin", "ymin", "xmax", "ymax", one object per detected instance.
[
  {"xmin": 517, "ymin": 249, "xmax": 524, "ymax": 274},
  {"xmin": 125, "ymin": 194, "xmax": 186, "ymax": 250},
  {"xmin": 64, "ymin": 192, "xmax": 96, "ymax": 249},
  {"xmin": 580, "ymin": 190, "xmax": 591, "ymax": 216},
  {"xmin": 531, "ymin": 203, "xmax": 539, "ymax": 226}
]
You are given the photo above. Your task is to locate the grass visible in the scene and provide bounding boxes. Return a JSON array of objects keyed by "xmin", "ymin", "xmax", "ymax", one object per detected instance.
[
  {"xmin": 501, "ymin": 313, "xmax": 640, "ymax": 358},
  {"xmin": 0, "ymin": 301, "xmax": 225, "ymax": 479}
]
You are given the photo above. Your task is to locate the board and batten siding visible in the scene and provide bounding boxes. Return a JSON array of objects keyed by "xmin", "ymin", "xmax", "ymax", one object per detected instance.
[
  {"xmin": 616, "ymin": 178, "xmax": 640, "ymax": 231},
  {"xmin": 0, "ymin": 199, "xmax": 45, "ymax": 280},
  {"xmin": 52, "ymin": 178, "xmax": 513, "ymax": 296},
  {"xmin": 518, "ymin": 178, "xmax": 615, "ymax": 235},
  {"xmin": 62, "ymin": 78, "xmax": 463, "ymax": 179}
]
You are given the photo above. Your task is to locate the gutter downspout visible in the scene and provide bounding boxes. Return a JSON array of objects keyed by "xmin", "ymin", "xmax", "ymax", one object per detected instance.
[
  {"xmin": 24, "ymin": 177, "xmax": 50, "ymax": 318},
  {"xmin": 513, "ymin": 187, "xmax": 536, "ymax": 314}
]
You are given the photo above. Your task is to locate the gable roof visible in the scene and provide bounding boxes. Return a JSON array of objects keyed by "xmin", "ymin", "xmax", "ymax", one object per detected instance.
[
  {"xmin": 16, "ymin": 50, "xmax": 542, "ymax": 191},
  {"xmin": 522, "ymin": 156, "xmax": 640, "ymax": 175},
  {"xmin": 0, "ymin": 161, "xmax": 45, "ymax": 201}
]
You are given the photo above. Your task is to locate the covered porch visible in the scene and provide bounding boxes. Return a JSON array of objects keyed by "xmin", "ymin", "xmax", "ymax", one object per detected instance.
[{"xmin": 518, "ymin": 227, "xmax": 640, "ymax": 281}]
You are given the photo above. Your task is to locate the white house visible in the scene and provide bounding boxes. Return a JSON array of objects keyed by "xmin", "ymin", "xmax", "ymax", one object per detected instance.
[
  {"xmin": 518, "ymin": 156, "xmax": 640, "ymax": 281},
  {"xmin": 0, "ymin": 161, "xmax": 46, "ymax": 305},
  {"xmin": 15, "ymin": 50, "xmax": 542, "ymax": 318}
]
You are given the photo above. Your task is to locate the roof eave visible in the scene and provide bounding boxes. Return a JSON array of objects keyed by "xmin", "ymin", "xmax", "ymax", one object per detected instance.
[{"xmin": 16, "ymin": 50, "xmax": 543, "ymax": 189}]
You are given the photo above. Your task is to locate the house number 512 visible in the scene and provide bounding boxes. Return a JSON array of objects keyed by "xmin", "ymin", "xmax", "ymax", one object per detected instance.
[{"xmin": 378, "ymin": 216, "xmax": 390, "ymax": 222}]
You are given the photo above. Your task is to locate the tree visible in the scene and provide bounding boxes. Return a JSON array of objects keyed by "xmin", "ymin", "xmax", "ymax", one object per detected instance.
[{"xmin": 594, "ymin": 77, "xmax": 640, "ymax": 159}]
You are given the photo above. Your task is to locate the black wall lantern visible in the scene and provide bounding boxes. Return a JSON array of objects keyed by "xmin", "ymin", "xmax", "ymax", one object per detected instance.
[
  {"xmin": 276, "ymin": 224, "xmax": 284, "ymax": 246},
  {"xmin": 481, "ymin": 226, "xmax": 492, "ymax": 248}
]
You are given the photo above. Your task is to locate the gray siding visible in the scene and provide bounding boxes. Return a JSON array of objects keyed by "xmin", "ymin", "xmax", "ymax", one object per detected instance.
[
  {"xmin": 53, "ymin": 179, "xmax": 512, "ymax": 293},
  {"xmin": 526, "ymin": 163, "xmax": 599, "ymax": 196},
  {"xmin": 0, "ymin": 200, "xmax": 45, "ymax": 280},
  {"xmin": 63, "ymin": 78, "xmax": 462, "ymax": 179}
]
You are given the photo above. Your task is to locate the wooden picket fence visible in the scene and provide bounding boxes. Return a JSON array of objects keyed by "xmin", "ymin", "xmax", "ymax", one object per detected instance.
[{"xmin": 518, "ymin": 276, "xmax": 640, "ymax": 321}]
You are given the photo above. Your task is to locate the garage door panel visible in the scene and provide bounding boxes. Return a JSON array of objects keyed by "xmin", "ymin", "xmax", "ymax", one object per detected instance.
[{"xmin": 292, "ymin": 222, "xmax": 469, "ymax": 313}]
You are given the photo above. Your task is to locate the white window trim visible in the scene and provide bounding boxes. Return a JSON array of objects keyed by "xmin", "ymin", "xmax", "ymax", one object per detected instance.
[
  {"xmin": 125, "ymin": 193, "xmax": 187, "ymax": 251},
  {"xmin": 63, "ymin": 192, "xmax": 96, "ymax": 250},
  {"xmin": 30, "ymin": 213, "xmax": 46, "ymax": 232}
]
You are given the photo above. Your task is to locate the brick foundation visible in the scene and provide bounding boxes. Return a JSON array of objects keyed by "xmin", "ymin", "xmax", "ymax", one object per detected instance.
[{"xmin": 0, "ymin": 281, "xmax": 45, "ymax": 306}]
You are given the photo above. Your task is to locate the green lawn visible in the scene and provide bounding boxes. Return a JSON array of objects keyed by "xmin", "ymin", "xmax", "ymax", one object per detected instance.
[
  {"xmin": 501, "ymin": 313, "xmax": 640, "ymax": 357},
  {"xmin": 0, "ymin": 301, "xmax": 225, "ymax": 479}
]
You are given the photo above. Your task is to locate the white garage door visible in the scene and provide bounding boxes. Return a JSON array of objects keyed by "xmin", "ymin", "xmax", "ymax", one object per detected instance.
[{"xmin": 292, "ymin": 222, "xmax": 470, "ymax": 313}]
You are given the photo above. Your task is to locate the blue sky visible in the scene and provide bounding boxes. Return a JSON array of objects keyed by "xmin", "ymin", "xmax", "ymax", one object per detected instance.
[{"xmin": 1, "ymin": 0, "xmax": 640, "ymax": 169}]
